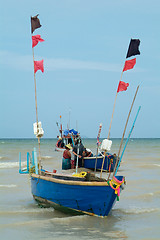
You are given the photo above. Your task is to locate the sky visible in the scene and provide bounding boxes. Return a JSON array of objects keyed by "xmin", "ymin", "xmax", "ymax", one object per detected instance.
[{"xmin": 0, "ymin": 0, "xmax": 160, "ymax": 138}]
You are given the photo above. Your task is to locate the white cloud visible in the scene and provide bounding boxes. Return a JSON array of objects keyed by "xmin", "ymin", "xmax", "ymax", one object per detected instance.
[
  {"xmin": 0, "ymin": 50, "xmax": 122, "ymax": 73},
  {"xmin": 0, "ymin": 51, "xmax": 32, "ymax": 71},
  {"xmin": 45, "ymin": 58, "xmax": 121, "ymax": 72},
  {"xmin": 0, "ymin": 50, "xmax": 144, "ymax": 73}
]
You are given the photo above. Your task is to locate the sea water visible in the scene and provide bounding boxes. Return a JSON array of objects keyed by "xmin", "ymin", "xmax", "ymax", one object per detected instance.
[{"xmin": 0, "ymin": 138, "xmax": 160, "ymax": 240}]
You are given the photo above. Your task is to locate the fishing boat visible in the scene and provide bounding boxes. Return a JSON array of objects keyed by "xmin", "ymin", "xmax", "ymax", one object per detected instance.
[
  {"xmin": 83, "ymin": 153, "xmax": 117, "ymax": 172},
  {"xmin": 82, "ymin": 123, "xmax": 117, "ymax": 172},
  {"xmin": 31, "ymin": 172, "xmax": 124, "ymax": 217},
  {"xmin": 55, "ymin": 127, "xmax": 79, "ymax": 152},
  {"xmin": 19, "ymin": 147, "xmax": 125, "ymax": 217},
  {"xmin": 19, "ymin": 15, "xmax": 141, "ymax": 217}
]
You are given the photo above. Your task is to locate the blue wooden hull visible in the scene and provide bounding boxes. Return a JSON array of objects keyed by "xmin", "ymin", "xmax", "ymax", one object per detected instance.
[
  {"xmin": 31, "ymin": 173, "xmax": 124, "ymax": 217},
  {"xmin": 84, "ymin": 155, "xmax": 117, "ymax": 171}
]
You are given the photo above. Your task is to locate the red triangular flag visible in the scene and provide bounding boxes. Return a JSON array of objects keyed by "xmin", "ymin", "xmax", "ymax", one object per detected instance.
[
  {"xmin": 117, "ymin": 81, "xmax": 129, "ymax": 93},
  {"xmin": 32, "ymin": 35, "xmax": 44, "ymax": 48},
  {"xmin": 123, "ymin": 58, "xmax": 136, "ymax": 72},
  {"xmin": 34, "ymin": 60, "xmax": 44, "ymax": 73}
]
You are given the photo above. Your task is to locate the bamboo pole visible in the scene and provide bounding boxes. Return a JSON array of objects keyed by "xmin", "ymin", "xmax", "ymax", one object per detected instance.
[
  {"xmin": 102, "ymin": 70, "xmax": 124, "ymax": 178},
  {"xmin": 100, "ymin": 70, "xmax": 124, "ymax": 178},
  {"xmin": 94, "ymin": 123, "xmax": 102, "ymax": 172},
  {"xmin": 100, "ymin": 151, "xmax": 106, "ymax": 178},
  {"xmin": 60, "ymin": 115, "xmax": 62, "ymax": 138},
  {"xmin": 107, "ymin": 70, "xmax": 124, "ymax": 139},
  {"xmin": 112, "ymin": 85, "xmax": 140, "ymax": 177},
  {"xmin": 32, "ymin": 43, "xmax": 42, "ymax": 173},
  {"xmin": 75, "ymin": 144, "xmax": 79, "ymax": 174},
  {"xmin": 68, "ymin": 109, "xmax": 71, "ymax": 130},
  {"xmin": 114, "ymin": 106, "xmax": 141, "ymax": 176},
  {"xmin": 94, "ymin": 147, "xmax": 99, "ymax": 172}
]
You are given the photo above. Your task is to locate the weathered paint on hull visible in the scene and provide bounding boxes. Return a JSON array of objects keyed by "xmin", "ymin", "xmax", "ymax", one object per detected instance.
[
  {"xmin": 33, "ymin": 195, "xmax": 85, "ymax": 216},
  {"xmin": 31, "ymin": 174, "xmax": 123, "ymax": 217}
]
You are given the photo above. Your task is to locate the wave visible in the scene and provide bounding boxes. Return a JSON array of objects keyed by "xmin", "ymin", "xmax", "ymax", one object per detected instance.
[
  {"xmin": 0, "ymin": 207, "xmax": 53, "ymax": 215},
  {"xmin": 126, "ymin": 190, "xmax": 160, "ymax": 200},
  {"xmin": 41, "ymin": 156, "xmax": 53, "ymax": 160},
  {"xmin": 0, "ymin": 156, "xmax": 7, "ymax": 160},
  {"xmin": 153, "ymin": 164, "xmax": 160, "ymax": 167},
  {"xmin": 0, "ymin": 211, "xmax": 88, "ymax": 227},
  {"xmin": 0, "ymin": 161, "xmax": 26, "ymax": 169},
  {"xmin": 118, "ymin": 207, "xmax": 160, "ymax": 214},
  {"xmin": 0, "ymin": 184, "xmax": 17, "ymax": 188},
  {"xmin": 139, "ymin": 163, "xmax": 160, "ymax": 169}
]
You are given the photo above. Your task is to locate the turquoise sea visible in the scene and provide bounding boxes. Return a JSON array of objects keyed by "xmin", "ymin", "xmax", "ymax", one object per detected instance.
[{"xmin": 0, "ymin": 138, "xmax": 160, "ymax": 240}]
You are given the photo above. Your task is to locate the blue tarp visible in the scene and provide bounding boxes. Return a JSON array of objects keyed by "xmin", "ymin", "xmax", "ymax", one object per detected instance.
[
  {"xmin": 69, "ymin": 129, "xmax": 78, "ymax": 135},
  {"xmin": 63, "ymin": 129, "xmax": 78, "ymax": 136},
  {"xmin": 63, "ymin": 130, "xmax": 69, "ymax": 136}
]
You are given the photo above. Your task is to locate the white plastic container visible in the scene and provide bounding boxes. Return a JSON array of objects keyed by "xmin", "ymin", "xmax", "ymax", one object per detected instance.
[
  {"xmin": 101, "ymin": 139, "xmax": 112, "ymax": 151},
  {"xmin": 33, "ymin": 122, "xmax": 44, "ymax": 137}
]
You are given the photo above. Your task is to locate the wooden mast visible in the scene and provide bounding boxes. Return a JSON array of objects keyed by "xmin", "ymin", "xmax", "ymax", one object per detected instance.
[
  {"xmin": 100, "ymin": 71, "xmax": 124, "ymax": 178},
  {"xmin": 114, "ymin": 106, "xmax": 141, "ymax": 176},
  {"xmin": 112, "ymin": 85, "xmax": 140, "ymax": 177},
  {"xmin": 94, "ymin": 123, "xmax": 102, "ymax": 172},
  {"xmin": 32, "ymin": 43, "xmax": 42, "ymax": 172},
  {"xmin": 31, "ymin": 15, "xmax": 43, "ymax": 172},
  {"xmin": 101, "ymin": 39, "xmax": 140, "ymax": 178},
  {"xmin": 107, "ymin": 70, "xmax": 124, "ymax": 139}
]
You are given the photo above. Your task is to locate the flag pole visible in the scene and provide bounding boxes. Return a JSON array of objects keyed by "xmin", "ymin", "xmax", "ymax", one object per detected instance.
[
  {"xmin": 114, "ymin": 106, "xmax": 141, "ymax": 176},
  {"xmin": 112, "ymin": 85, "xmax": 140, "ymax": 177},
  {"xmin": 107, "ymin": 69, "xmax": 124, "ymax": 140},
  {"xmin": 94, "ymin": 123, "xmax": 102, "ymax": 172},
  {"xmin": 107, "ymin": 38, "xmax": 140, "ymax": 140},
  {"xmin": 100, "ymin": 150, "xmax": 106, "ymax": 178},
  {"xmin": 60, "ymin": 115, "xmax": 62, "ymax": 138},
  {"xmin": 31, "ymin": 34, "xmax": 42, "ymax": 173},
  {"xmin": 100, "ymin": 69, "xmax": 124, "ymax": 178}
]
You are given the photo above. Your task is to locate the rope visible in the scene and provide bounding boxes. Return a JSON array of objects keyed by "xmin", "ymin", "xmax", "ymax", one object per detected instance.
[{"xmin": 109, "ymin": 176, "xmax": 124, "ymax": 201}]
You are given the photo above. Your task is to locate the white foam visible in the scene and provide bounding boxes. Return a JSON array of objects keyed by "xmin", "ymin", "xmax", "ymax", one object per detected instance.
[
  {"xmin": 2, "ymin": 208, "xmax": 53, "ymax": 214},
  {"xmin": 153, "ymin": 164, "xmax": 160, "ymax": 167},
  {"xmin": 41, "ymin": 156, "xmax": 53, "ymax": 159},
  {"xmin": 0, "ymin": 184, "xmax": 17, "ymax": 188},
  {"xmin": 1, "ymin": 211, "xmax": 87, "ymax": 227},
  {"xmin": 50, "ymin": 215, "xmax": 88, "ymax": 224},
  {"xmin": 121, "ymin": 207, "xmax": 160, "ymax": 214},
  {"xmin": 0, "ymin": 161, "xmax": 26, "ymax": 169}
]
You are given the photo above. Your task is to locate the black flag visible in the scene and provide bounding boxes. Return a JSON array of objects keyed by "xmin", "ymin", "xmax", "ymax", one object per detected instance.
[
  {"xmin": 31, "ymin": 14, "xmax": 42, "ymax": 33},
  {"xmin": 126, "ymin": 39, "xmax": 140, "ymax": 58}
]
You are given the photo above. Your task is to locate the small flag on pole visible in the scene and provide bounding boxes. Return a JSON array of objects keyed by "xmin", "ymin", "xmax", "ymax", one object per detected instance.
[
  {"xmin": 34, "ymin": 60, "xmax": 44, "ymax": 73},
  {"xmin": 97, "ymin": 123, "xmax": 102, "ymax": 146},
  {"xmin": 126, "ymin": 39, "xmax": 140, "ymax": 58},
  {"xmin": 31, "ymin": 14, "xmax": 42, "ymax": 33},
  {"xmin": 117, "ymin": 81, "xmax": 129, "ymax": 93},
  {"xmin": 123, "ymin": 58, "xmax": 136, "ymax": 72},
  {"xmin": 32, "ymin": 35, "xmax": 44, "ymax": 48}
]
